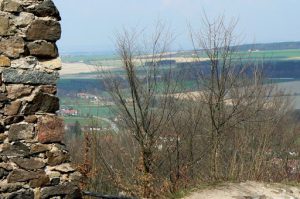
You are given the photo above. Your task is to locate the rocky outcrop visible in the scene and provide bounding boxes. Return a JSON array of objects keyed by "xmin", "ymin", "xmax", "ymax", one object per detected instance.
[{"xmin": 0, "ymin": 0, "xmax": 82, "ymax": 198}]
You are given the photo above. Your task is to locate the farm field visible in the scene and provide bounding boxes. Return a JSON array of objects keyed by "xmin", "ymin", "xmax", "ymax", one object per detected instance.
[
  {"xmin": 60, "ymin": 97, "xmax": 115, "ymax": 118},
  {"xmin": 58, "ymin": 47, "xmax": 300, "ymax": 129},
  {"xmin": 63, "ymin": 116, "xmax": 111, "ymax": 128},
  {"xmin": 60, "ymin": 49, "xmax": 300, "ymax": 77}
]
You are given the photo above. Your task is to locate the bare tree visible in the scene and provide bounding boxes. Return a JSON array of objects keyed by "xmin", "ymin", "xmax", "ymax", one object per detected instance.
[
  {"xmin": 104, "ymin": 24, "xmax": 180, "ymax": 198},
  {"xmin": 64, "ymin": 16, "xmax": 300, "ymax": 198},
  {"xmin": 189, "ymin": 15, "xmax": 294, "ymax": 180}
]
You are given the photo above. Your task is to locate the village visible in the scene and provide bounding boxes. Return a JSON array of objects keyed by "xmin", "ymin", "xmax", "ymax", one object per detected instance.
[{"xmin": 58, "ymin": 92, "xmax": 119, "ymax": 134}]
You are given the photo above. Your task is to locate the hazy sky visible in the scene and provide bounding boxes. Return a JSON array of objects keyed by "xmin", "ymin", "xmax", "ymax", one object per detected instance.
[{"xmin": 53, "ymin": 0, "xmax": 300, "ymax": 54}]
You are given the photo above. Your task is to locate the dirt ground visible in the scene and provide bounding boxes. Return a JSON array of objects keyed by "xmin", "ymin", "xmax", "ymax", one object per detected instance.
[{"xmin": 184, "ymin": 181, "xmax": 300, "ymax": 199}]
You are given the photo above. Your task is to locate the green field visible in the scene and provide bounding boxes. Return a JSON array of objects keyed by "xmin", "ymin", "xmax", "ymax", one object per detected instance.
[
  {"xmin": 177, "ymin": 49, "xmax": 300, "ymax": 61},
  {"xmin": 60, "ymin": 97, "xmax": 116, "ymax": 118},
  {"xmin": 60, "ymin": 96, "xmax": 117, "ymax": 128},
  {"xmin": 235, "ymin": 49, "xmax": 300, "ymax": 61},
  {"xmin": 63, "ymin": 116, "xmax": 111, "ymax": 128},
  {"xmin": 59, "ymin": 48, "xmax": 300, "ymax": 126}
]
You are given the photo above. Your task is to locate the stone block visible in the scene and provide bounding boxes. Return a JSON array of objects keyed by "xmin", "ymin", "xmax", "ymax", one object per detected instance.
[
  {"xmin": 27, "ymin": 0, "xmax": 61, "ymax": 20},
  {"xmin": 29, "ymin": 174, "xmax": 50, "ymax": 188},
  {"xmin": 12, "ymin": 157, "xmax": 45, "ymax": 170},
  {"xmin": 11, "ymin": 56, "xmax": 37, "ymax": 69},
  {"xmin": 0, "ymin": 181, "xmax": 23, "ymax": 193},
  {"xmin": 54, "ymin": 163, "xmax": 75, "ymax": 173},
  {"xmin": 0, "ymin": 55, "xmax": 11, "ymax": 67},
  {"xmin": 46, "ymin": 150, "xmax": 69, "ymax": 166},
  {"xmin": 37, "ymin": 115, "xmax": 64, "ymax": 144},
  {"xmin": 40, "ymin": 183, "xmax": 82, "ymax": 199},
  {"xmin": 4, "ymin": 116, "xmax": 24, "ymax": 125},
  {"xmin": 4, "ymin": 100, "xmax": 22, "ymax": 116},
  {"xmin": 27, "ymin": 40, "xmax": 58, "ymax": 58},
  {"xmin": 30, "ymin": 143, "xmax": 50, "ymax": 154},
  {"xmin": 2, "ymin": 0, "xmax": 23, "ymax": 12},
  {"xmin": 0, "ymin": 133, "xmax": 7, "ymax": 142},
  {"xmin": 5, "ymin": 189, "xmax": 34, "ymax": 199},
  {"xmin": 0, "ymin": 15, "xmax": 10, "ymax": 36},
  {"xmin": 6, "ymin": 84, "xmax": 33, "ymax": 100},
  {"xmin": 7, "ymin": 169, "xmax": 46, "ymax": 183},
  {"xmin": 8, "ymin": 123, "xmax": 34, "ymax": 141},
  {"xmin": 23, "ymin": 92, "xmax": 59, "ymax": 114},
  {"xmin": 0, "ymin": 142, "xmax": 30, "ymax": 157},
  {"xmin": 2, "ymin": 69, "xmax": 59, "ymax": 85},
  {"xmin": 0, "ymin": 37, "xmax": 25, "ymax": 58},
  {"xmin": 12, "ymin": 12, "xmax": 34, "ymax": 27},
  {"xmin": 26, "ymin": 19, "xmax": 61, "ymax": 41},
  {"xmin": 39, "ymin": 58, "xmax": 62, "ymax": 71},
  {"xmin": 24, "ymin": 115, "xmax": 37, "ymax": 123},
  {"xmin": 39, "ymin": 85, "xmax": 57, "ymax": 94}
]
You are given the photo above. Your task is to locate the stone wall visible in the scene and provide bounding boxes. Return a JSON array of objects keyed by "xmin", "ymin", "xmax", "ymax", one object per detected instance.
[{"xmin": 0, "ymin": 0, "xmax": 82, "ymax": 198}]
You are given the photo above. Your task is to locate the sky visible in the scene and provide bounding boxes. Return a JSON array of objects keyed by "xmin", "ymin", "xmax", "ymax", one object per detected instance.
[{"xmin": 53, "ymin": 0, "xmax": 300, "ymax": 54}]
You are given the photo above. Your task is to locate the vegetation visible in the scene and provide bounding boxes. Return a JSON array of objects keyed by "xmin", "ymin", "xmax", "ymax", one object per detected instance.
[{"xmin": 64, "ymin": 18, "xmax": 300, "ymax": 199}]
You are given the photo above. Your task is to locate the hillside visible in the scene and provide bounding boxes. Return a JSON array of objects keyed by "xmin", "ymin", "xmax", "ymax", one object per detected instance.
[{"xmin": 237, "ymin": 41, "xmax": 300, "ymax": 51}]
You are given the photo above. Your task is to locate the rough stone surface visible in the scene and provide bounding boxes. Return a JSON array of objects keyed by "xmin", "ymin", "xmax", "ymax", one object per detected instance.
[
  {"xmin": 0, "ymin": 0, "xmax": 82, "ymax": 197},
  {"xmin": 46, "ymin": 170, "xmax": 61, "ymax": 179},
  {"xmin": 30, "ymin": 143, "xmax": 50, "ymax": 154},
  {"xmin": 39, "ymin": 85, "xmax": 57, "ymax": 94},
  {"xmin": 39, "ymin": 58, "xmax": 62, "ymax": 71},
  {"xmin": 0, "ymin": 37, "xmax": 25, "ymax": 58},
  {"xmin": 11, "ymin": 56, "xmax": 37, "ymax": 69},
  {"xmin": 46, "ymin": 150, "xmax": 69, "ymax": 166},
  {"xmin": 6, "ymin": 189, "xmax": 34, "ymax": 199},
  {"xmin": 27, "ymin": 40, "xmax": 58, "ymax": 58},
  {"xmin": 12, "ymin": 12, "xmax": 34, "ymax": 27},
  {"xmin": 2, "ymin": 69, "xmax": 59, "ymax": 85},
  {"xmin": 0, "ymin": 162, "xmax": 13, "ymax": 171},
  {"xmin": 4, "ymin": 100, "xmax": 22, "ymax": 116},
  {"xmin": 2, "ymin": 0, "xmax": 23, "ymax": 12},
  {"xmin": 40, "ymin": 183, "xmax": 82, "ymax": 199},
  {"xmin": 8, "ymin": 123, "xmax": 34, "ymax": 141},
  {"xmin": 6, "ymin": 84, "xmax": 33, "ymax": 100},
  {"xmin": 0, "ymin": 182, "xmax": 23, "ymax": 193},
  {"xmin": 37, "ymin": 115, "xmax": 64, "ymax": 143},
  {"xmin": 0, "ymin": 55, "xmax": 11, "ymax": 67},
  {"xmin": 4, "ymin": 115, "xmax": 24, "ymax": 125},
  {"xmin": 7, "ymin": 169, "xmax": 46, "ymax": 183},
  {"xmin": 69, "ymin": 171, "xmax": 83, "ymax": 180},
  {"xmin": 0, "ymin": 93, "xmax": 8, "ymax": 102},
  {"xmin": 24, "ymin": 115, "xmax": 37, "ymax": 123},
  {"xmin": 26, "ymin": 19, "xmax": 61, "ymax": 41},
  {"xmin": 29, "ymin": 174, "xmax": 50, "ymax": 188},
  {"xmin": 53, "ymin": 163, "xmax": 75, "ymax": 173},
  {"xmin": 12, "ymin": 157, "xmax": 45, "ymax": 170},
  {"xmin": 0, "ymin": 133, "xmax": 7, "ymax": 142},
  {"xmin": 27, "ymin": 0, "xmax": 61, "ymax": 20},
  {"xmin": 0, "ymin": 167, "xmax": 9, "ymax": 178},
  {"xmin": 23, "ymin": 92, "xmax": 59, "ymax": 114},
  {"xmin": 0, "ymin": 15, "xmax": 10, "ymax": 36},
  {"xmin": 0, "ymin": 142, "xmax": 30, "ymax": 157}
]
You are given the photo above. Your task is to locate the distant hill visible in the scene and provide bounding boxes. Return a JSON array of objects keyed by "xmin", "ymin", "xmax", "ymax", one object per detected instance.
[
  {"xmin": 237, "ymin": 41, "xmax": 300, "ymax": 51},
  {"xmin": 168, "ymin": 41, "xmax": 300, "ymax": 58}
]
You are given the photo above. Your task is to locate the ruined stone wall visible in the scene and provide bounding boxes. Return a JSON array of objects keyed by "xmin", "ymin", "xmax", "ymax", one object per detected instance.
[{"xmin": 0, "ymin": 0, "xmax": 82, "ymax": 198}]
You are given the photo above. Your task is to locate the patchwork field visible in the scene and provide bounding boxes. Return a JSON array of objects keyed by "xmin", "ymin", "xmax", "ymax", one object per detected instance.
[{"xmin": 59, "ymin": 47, "xmax": 300, "ymax": 129}]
